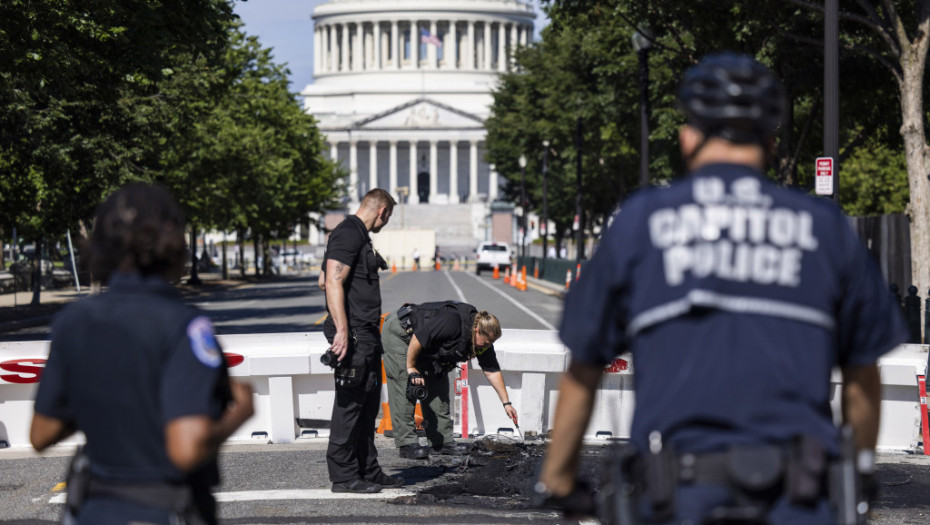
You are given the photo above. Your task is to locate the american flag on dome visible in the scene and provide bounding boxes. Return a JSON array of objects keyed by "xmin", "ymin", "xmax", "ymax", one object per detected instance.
[{"xmin": 420, "ymin": 28, "xmax": 442, "ymax": 47}]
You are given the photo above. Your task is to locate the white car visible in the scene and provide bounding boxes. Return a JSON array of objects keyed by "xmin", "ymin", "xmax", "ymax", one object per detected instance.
[{"xmin": 475, "ymin": 242, "xmax": 512, "ymax": 275}]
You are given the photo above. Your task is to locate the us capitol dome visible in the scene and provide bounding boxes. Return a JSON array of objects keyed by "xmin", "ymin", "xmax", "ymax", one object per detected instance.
[{"xmin": 302, "ymin": 0, "xmax": 537, "ymax": 214}]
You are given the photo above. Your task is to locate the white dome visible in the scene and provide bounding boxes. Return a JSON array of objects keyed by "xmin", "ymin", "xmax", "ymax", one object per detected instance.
[{"xmin": 304, "ymin": 0, "xmax": 538, "ymax": 210}]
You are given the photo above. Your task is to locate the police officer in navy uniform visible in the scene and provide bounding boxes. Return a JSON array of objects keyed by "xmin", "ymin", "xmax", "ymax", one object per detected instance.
[
  {"xmin": 537, "ymin": 53, "xmax": 908, "ymax": 523},
  {"xmin": 30, "ymin": 184, "xmax": 255, "ymax": 525},
  {"xmin": 320, "ymin": 188, "xmax": 402, "ymax": 493},
  {"xmin": 381, "ymin": 302, "xmax": 517, "ymax": 459}
]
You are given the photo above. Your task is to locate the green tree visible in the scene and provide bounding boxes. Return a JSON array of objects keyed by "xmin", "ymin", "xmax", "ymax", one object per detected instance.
[
  {"xmin": 161, "ymin": 27, "xmax": 342, "ymax": 276},
  {"xmin": 490, "ymin": 1, "xmax": 919, "ymax": 262},
  {"xmin": 0, "ymin": 0, "xmax": 235, "ymax": 302}
]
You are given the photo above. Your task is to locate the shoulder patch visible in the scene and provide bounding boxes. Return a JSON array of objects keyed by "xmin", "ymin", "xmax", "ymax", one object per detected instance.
[{"xmin": 186, "ymin": 316, "xmax": 222, "ymax": 368}]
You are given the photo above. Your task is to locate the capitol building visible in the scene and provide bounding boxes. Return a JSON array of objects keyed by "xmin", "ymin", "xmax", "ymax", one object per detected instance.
[{"xmin": 302, "ymin": 0, "xmax": 537, "ymax": 252}]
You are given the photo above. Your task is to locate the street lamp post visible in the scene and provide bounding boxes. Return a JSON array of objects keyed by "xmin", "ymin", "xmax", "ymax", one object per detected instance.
[
  {"xmin": 541, "ymin": 140, "xmax": 550, "ymax": 275},
  {"xmin": 632, "ymin": 28, "xmax": 652, "ymax": 189},
  {"xmin": 518, "ymin": 154, "xmax": 527, "ymax": 259}
]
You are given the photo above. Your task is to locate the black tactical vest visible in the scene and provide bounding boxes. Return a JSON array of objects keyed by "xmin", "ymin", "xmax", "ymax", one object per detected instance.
[{"xmin": 407, "ymin": 301, "xmax": 477, "ymax": 372}]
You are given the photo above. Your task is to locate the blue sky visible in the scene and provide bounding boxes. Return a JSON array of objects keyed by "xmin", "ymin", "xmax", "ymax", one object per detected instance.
[{"xmin": 233, "ymin": 0, "xmax": 549, "ymax": 93}]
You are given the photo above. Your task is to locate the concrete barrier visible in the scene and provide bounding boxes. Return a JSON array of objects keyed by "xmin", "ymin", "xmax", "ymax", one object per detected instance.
[{"xmin": 0, "ymin": 334, "xmax": 926, "ymax": 452}]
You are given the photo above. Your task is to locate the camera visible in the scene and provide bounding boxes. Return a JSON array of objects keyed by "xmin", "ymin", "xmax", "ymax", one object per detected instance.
[
  {"xmin": 406, "ymin": 374, "xmax": 428, "ymax": 402},
  {"xmin": 320, "ymin": 348, "xmax": 344, "ymax": 368}
]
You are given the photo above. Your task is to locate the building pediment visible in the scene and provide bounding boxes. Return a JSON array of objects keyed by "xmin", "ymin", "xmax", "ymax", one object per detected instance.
[{"xmin": 353, "ymin": 98, "xmax": 484, "ymax": 130}]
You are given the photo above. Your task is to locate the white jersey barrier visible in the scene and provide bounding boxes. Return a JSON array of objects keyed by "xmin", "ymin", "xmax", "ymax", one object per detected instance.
[{"xmin": 0, "ymin": 334, "xmax": 926, "ymax": 452}]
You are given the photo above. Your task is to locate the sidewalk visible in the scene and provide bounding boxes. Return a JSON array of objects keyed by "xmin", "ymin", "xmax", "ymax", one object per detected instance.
[{"xmin": 0, "ymin": 271, "xmax": 251, "ymax": 334}]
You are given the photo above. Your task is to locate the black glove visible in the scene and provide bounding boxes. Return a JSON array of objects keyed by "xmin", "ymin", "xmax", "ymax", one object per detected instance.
[
  {"xmin": 406, "ymin": 373, "xmax": 427, "ymax": 403},
  {"xmin": 537, "ymin": 479, "xmax": 598, "ymax": 518}
]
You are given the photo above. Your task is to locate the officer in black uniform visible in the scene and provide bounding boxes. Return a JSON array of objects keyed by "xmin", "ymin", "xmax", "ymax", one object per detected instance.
[
  {"xmin": 30, "ymin": 183, "xmax": 255, "ymax": 525},
  {"xmin": 381, "ymin": 301, "xmax": 518, "ymax": 459},
  {"xmin": 320, "ymin": 188, "xmax": 401, "ymax": 493},
  {"xmin": 537, "ymin": 53, "xmax": 908, "ymax": 524}
]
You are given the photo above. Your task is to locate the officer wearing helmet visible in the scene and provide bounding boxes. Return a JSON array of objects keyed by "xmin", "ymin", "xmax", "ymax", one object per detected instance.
[{"xmin": 537, "ymin": 53, "xmax": 907, "ymax": 524}]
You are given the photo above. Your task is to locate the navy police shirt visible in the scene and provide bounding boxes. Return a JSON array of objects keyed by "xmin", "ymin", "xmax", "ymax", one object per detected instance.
[
  {"xmin": 34, "ymin": 272, "xmax": 229, "ymax": 484},
  {"xmin": 560, "ymin": 163, "xmax": 907, "ymax": 455},
  {"xmin": 323, "ymin": 215, "xmax": 382, "ymax": 333}
]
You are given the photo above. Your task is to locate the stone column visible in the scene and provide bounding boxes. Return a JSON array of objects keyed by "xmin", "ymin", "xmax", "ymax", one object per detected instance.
[
  {"xmin": 409, "ymin": 141, "xmax": 419, "ymax": 204},
  {"xmin": 469, "ymin": 140, "xmax": 479, "ymax": 201},
  {"xmin": 392, "ymin": 21, "xmax": 400, "ymax": 70},
  {"xmin": 510, "ymin": 23, "xmax": 518, "ymax": 69},
  {"xmin": 373, "ymin": 21, "xmax": 382, "ymax": 70},
  {"xmin": 329, "ymin": 24, "xmax": 337, "ymax": 72},
  {"xmin": 449, "ymin": 140, "xmax": 459, "ymax": 203},
  {"xmin": 520, "ymin": 24, "xmax": 528, "ymax": 46},
  {"xmin": 314, "ymin": 27, "xmax": 321, "ymax": 76},
  {"xmin": 411, "ymin": 20, "xmax": 419, "ymax": 69},
  {"xmin": 349, "ymin": 141, "xmax": 359, "ymax": 201},
  {"xmin": 369, "ymin": 141, "xmax": 378, "ymax": 192},
  {"xmin": 341, "ymin": 23, "xmax": 349, "ymax": 72},
  {"xmin": 389, "ymin": 141, "xmax": 398, "ymax": 197},
  {"xmin": 353, "ymin": 23, "xmax": 361, "ymax": 71},
  {"xmin": 330, "ymin": 141, "xmax": 338, "ymax": 161},
  {"xmin": 490, "ymin": 162, "xmax": 499, "ymax": 201},
  {"xmin": 483, "ymin": 22, "xmax": 492, "ymax": 71},
  {"xmin": 498, "ymin": 22, "xmax": 506, "ymax": 72},
  {"xmin": 360, "ymin": 23, "xmax": 368, "ymax": 70},
  {"xmin": 429, "ymin": 140, "xmax": 438, "ymax": 203},
  {"xmin": 467, "ymin": 21, "xmax": 475, "ymax": 70},
  {"xmin": 448, "ymin": 21, "xmax": 458, "ymax": 69}
]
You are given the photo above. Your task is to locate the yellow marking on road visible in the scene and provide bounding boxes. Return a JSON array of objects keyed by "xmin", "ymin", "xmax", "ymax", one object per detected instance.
[{"xmin": 52, "ymin": 482, "xmax": 66, "ymax": 492}]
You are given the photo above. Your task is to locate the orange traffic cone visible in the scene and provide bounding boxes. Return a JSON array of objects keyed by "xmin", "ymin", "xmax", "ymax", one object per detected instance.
[
  {"xmin": 414, "ymin": 403, "xmax": 424, "ymax": 430},
  {"xmin": 576, "ymin": 263, "xmax": 582, "ymax": 280},
  {"xmin": 565, "ymin": 269, "xmax": 572, "ymax": 289},
  {"xmin": 503, "ymin": 266, "xmax": 510, "ymax": 284},
  {"xmin": 392, "ymin": 263, "xmax": 397, "ymax": 273},
  {"xmin": 376, "ymin": 361, "xmax": 392, "ymax": 434},
  {"xmin": 510, "ymin": 264, "xmax": 517, "ymax": 287},
  {"xmin": 492, "ymin": 265, "xmax": 500, "ymax": 279},
  {"xmin": 435, "ymin": 261, "xmax": 440, "ymax": 271},
  {"xmin": 533, "ymin": 260, "xmax": 539, "ymax": 279},
  {"xmin": 453, "ymin": 258, "xmax": 460, "ymax": 271}
]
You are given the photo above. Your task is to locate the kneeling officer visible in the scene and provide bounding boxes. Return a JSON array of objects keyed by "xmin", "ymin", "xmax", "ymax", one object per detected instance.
[{"xmin": 382, "ymin": 301, "xmax": 518, "ymax": 459}]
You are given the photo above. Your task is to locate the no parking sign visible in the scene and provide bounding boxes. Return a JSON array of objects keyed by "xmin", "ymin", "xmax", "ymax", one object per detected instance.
[{"xmin": 815, "ymin": 157, "xmax": 834, "ymax": 195}]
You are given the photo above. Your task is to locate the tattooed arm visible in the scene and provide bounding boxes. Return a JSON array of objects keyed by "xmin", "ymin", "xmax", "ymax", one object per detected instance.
[{"xmin": 324, "ymin": 259, "xmax": 352, "ymax": 360}]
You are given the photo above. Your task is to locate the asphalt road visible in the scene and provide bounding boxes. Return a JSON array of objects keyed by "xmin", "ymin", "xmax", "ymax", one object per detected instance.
[
  {"xmin": 0, "ymin": 268, "xmax": 564, "ymax": 340},
  {"xmin": 3, "ymin": 271, "xmax": 930, "ymax": 523}
]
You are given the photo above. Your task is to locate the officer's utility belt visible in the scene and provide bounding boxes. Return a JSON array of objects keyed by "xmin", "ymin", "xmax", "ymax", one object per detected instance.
[
  {"xmin": 64, "ymin": 446, "xmax": 203, "ymax": 524},
  {"xmin": 622, "ymin": 436, "xmax": 833, "ymax": 522},
  {"xmin": 86, "ymin": 478, "xmax": 194, "ymax": 513}
]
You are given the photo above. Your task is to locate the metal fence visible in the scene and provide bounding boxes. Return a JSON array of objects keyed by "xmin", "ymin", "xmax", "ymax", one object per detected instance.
[{"xmin": 849, "ymin": 213, "xmax": 911, "ymax": 295}]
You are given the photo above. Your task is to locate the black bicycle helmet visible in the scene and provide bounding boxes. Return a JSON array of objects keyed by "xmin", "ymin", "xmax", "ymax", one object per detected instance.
[{"xmin": 678, "ymin": 52, "xmax": 786, "ymax": 145}]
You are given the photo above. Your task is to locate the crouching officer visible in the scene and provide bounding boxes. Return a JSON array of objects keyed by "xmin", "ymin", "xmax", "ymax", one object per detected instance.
[
  {"xmin": 381, "ymin": 301, "xmax": 518, "ymax": 459},
  {"xmin": 536, "ymin": 53, "xmax": 907, "ymax": 524},
  {"xmin": 30, "ymin": 184, "xmax": 255, "ymax": 525}
]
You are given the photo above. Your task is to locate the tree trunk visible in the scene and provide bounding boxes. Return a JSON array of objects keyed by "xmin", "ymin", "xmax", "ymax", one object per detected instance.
[
  {"xmin": 900, "ymin": 23, "xmax": 930, "ymax": 312},
  {"xmin": 30, "ymin": 237, "xmax": 43, "ymax": 306},
  {"xmin": 253, "ymin": 235, "xmax": 260, "ymax": 277}
]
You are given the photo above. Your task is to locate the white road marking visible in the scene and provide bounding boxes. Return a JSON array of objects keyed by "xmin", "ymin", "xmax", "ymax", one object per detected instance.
[
  {"xmin": 443, "ymin": 270, "xmax": 468, "ymax": 303},
  {"xmin": 464, "ymin": 273, "xmax": 557, "ymax": 330},
  {"xmin": 50, "ymin": 488, "xmax": 416, "ymax": 505}
]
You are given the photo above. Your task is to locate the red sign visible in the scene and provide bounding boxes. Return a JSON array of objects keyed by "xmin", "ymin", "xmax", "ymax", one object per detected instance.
[
  {"xmin": 815, "ymin": 157, "xmax": 834, "ymax": 195},
  {"xmin": 0, "ymin": 359, "xmax": 46, "ymax": 384},
  {"xmin": 0, "ymin": 352, "xmax": 246, "ymax": 385},
  {"xmin": 604, "ymin": 358, "xmax": 629, "ymax": 373}
]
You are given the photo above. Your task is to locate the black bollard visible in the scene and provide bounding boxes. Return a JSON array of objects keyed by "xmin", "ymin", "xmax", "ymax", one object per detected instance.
[{"xmin": 904, "ymin": 286, "xmax": 922, "ymax": 344}]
